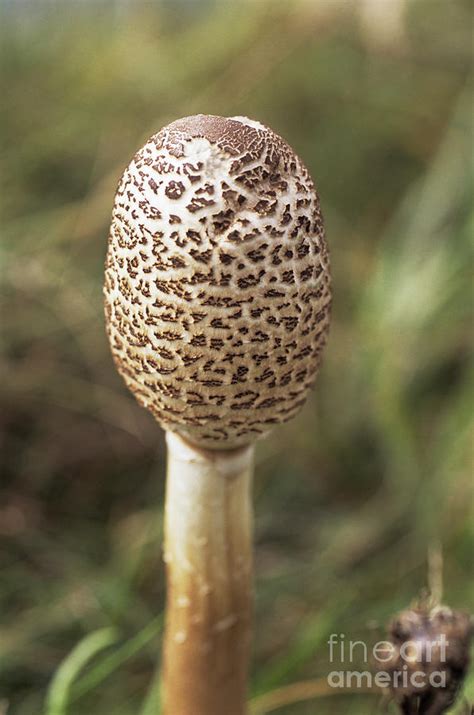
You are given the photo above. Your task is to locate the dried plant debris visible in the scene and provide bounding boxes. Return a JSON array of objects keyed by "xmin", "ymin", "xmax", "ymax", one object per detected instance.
[{"xmin": 382, "ymin": 603, "xmax": 472, "ymax": 715}]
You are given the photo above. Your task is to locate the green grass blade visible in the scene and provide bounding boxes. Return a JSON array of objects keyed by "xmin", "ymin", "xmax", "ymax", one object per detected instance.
[
  {"xmin": 72, "ymin": 615, "xmax": 163, "ymax": 701},
  {"xmin": 44, "ymin": 627, "xmax": 118, "ymax": 715},
  {"xmin": 140, "ymin": 662, "xmax": 162, "ymax": 715},
  {"xmin": 252, "ymin": 591, "xmax": 356, "ymax": 696}
]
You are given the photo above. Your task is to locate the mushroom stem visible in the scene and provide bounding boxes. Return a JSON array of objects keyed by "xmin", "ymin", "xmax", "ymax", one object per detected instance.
[{"xmin": 162, "ymin": 431, "xmax": 254, "ymax": 715}]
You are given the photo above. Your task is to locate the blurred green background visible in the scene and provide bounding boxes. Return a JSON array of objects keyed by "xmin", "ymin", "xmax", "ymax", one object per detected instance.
[{"xmin": 1, "ymin": 1, "xmax": 473, "ymax": 713}]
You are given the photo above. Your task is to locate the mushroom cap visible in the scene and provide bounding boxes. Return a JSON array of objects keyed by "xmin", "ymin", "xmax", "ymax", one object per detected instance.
[{"xmin": 104, "ymin": 115, "xmax": 331, "ymax": 449}]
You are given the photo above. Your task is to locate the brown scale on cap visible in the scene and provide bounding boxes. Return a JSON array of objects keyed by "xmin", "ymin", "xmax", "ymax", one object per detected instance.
[{"xmin": 104, "ymin": 114, "xmax": 331, "ymax": 449}]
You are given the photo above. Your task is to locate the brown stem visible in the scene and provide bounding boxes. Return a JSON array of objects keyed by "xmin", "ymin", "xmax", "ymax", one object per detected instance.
[{"xmin": 162, "ymin": 431, "xmax": 254, "ymax": 715}]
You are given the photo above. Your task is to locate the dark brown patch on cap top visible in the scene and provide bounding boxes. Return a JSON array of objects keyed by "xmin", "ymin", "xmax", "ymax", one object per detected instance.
[{"xmin": 158, "ymin": 115, "xmax": 264, "ymax": 159}]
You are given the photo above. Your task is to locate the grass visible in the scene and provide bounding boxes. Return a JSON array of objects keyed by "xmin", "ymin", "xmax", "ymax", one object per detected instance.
[{"xmin": 1, "ymin": 1, "xmax": 473, "ymax": 713}]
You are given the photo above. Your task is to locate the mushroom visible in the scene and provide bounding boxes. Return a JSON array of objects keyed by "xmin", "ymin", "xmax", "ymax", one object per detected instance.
[{"xmin": 104, "ymin": 114, "xmax": 331, "ymax": 715}]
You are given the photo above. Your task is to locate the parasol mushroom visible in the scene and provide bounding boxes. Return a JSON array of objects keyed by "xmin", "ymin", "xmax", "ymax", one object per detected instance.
[{"xmin": 104, "ymin": 114, "xmax": 331, "ymax": 715}]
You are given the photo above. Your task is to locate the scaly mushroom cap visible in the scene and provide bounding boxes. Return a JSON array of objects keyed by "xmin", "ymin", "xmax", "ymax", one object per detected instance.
[{"xmin": 104, "ymin": 115, "xmax": 331, "ymax": 449}]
